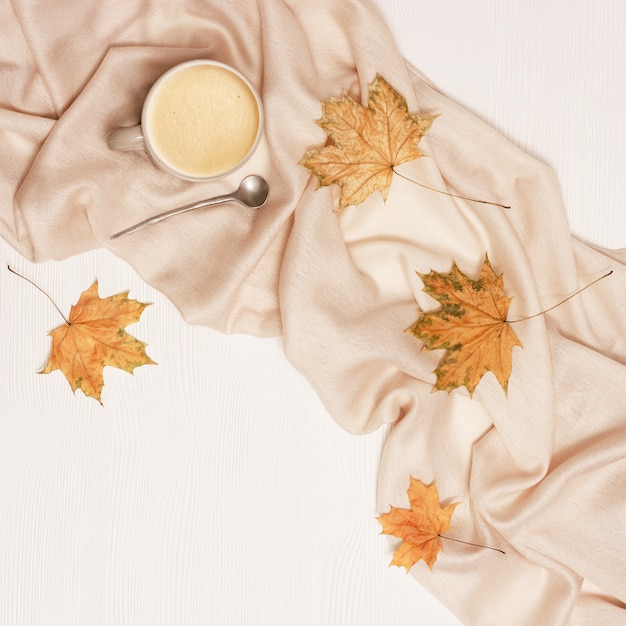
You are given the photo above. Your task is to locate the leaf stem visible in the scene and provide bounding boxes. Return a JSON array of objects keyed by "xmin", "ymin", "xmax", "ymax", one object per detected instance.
[
  {"xmin": 393, "ymin": 168, "xmax": 511, "ymax": 209},
  {"xmin": 7, "ymin": 265, "xmax": 70, "ymax": 324},
  {"xmin": 439, "ymin": 534, "xmax": 505, "ymax": 554},
  {"xmin": 507, "ymin": 270, "xmax": 613, "ymax": 324}
]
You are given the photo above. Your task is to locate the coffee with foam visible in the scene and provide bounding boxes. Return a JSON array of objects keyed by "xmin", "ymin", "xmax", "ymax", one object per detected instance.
[{"xmin": 145, "ymin": 63, "xmax": 261, "ymax": 179}]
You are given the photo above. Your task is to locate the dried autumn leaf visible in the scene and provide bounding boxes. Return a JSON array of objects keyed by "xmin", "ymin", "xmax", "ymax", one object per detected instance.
[
  {"xmin": 40, "ymin": 282, "xmax": 155, "ymax": 404},
  {"xmin": 378, "ymin": 477, "xmax": 459, "ymax": 571},
  {"xmin": 300, "ymin": 74, "xmax": 436, "ymax": 210},
  {"xmin": 406, "ymin": 255, "xmax": 522, "ymax": 396}
]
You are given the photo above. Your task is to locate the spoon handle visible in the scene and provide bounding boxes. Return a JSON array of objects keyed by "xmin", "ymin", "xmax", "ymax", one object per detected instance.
[{"xmin": 110, "ymin": 193, "xmax": 234, "ymax": 239}]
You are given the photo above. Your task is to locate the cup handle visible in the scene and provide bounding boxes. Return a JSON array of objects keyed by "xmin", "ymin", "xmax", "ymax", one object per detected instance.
[{"xmin": 107, "ymin": 125, "xmax": 145, "ymax": 151}]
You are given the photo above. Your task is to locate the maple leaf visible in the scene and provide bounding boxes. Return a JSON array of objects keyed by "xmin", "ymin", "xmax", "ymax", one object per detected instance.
[
  {"xmin": 40, "ymin": 282, "xmax": 155, "ymax": 404},
  {"xmin": 406, "ymin": 255, "xmax": 522, "ymax": 396},
  {"xmin": 299, "ymin": 74, "xmax": 436, "ymax": 210},
  {"xmin": 377, "ymin": 477, "xmax": 459, "ymax": 571}
]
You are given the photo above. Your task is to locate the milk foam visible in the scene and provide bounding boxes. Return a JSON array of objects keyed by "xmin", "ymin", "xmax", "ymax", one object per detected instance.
[{"xmin": 147, "ymin": 64, "xmax": 260, "ymax": 178}]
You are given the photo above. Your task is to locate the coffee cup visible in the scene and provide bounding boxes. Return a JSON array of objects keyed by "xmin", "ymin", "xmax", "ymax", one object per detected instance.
[{"xmin": 107, "ymin": 60, "xmax": 263, "ymax": 181}]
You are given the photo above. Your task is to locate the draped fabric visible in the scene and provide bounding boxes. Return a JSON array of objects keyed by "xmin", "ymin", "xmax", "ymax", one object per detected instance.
[{"xmin": 2, "ymin": 0, "xmax": 625, "ymax": 623}]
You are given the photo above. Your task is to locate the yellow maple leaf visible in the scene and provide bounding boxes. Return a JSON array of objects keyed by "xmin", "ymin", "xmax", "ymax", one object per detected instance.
[
  {"xmin": 299, "ymin": 74, "xmax": 436, "ymax": 210},
  {"xmin": 377, "ymin": 477, "xmax": 459, "ymax": 571},
  {"xmin": 406, "ymin": 255, "xmax": 522, "ymax": 396},
  {"xmin": 40, "ymin": 282, "xmax": 155, "ymax": 404}
]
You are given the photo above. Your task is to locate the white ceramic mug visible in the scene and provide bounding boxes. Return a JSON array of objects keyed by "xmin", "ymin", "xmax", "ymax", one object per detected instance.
[{"xmin": 107, "ymin": 60, "xmax": 263, "ymax": 181}]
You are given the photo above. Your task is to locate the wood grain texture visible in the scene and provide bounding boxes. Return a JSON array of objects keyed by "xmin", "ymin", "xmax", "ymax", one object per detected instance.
[{"xmin": 1, "ymin": 2, "xmax": 624, "ymax": 625}]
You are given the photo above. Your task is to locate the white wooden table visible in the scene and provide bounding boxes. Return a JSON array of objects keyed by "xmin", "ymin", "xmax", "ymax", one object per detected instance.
[{"xmin": 1, "ymin": 2, "xmax": 623, "ymax": 624}]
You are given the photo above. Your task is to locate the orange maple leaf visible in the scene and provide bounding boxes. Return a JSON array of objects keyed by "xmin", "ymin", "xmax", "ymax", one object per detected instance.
[
  {"xmin": 406, "ymin": 255, "xmax": 522, "ymax": 396},
  {"xmin": 299, "ymin": 74, "xmax": 436, "ymax": 210},
  {"xmin": 40, "ymin": 282, "xmax": 155, "ymax": 404},
  {"xmin": 377, "ymin": 477, "xmax": 459, "ymax": 571}
]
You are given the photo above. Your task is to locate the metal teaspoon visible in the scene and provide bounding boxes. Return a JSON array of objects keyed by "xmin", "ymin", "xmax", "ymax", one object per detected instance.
[{"xmin": 110, "ymin": 174, "xmax": 269, "ymax": 240}]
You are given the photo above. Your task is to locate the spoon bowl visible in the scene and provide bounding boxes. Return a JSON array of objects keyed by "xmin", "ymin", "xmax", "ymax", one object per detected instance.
[
  {"xmin": 110, "ymin": 174, "xmax": 269, "ymax": 239},
  {"xmin": 235, "ymin": 174, "xmax": 269, "ymax": 209}
]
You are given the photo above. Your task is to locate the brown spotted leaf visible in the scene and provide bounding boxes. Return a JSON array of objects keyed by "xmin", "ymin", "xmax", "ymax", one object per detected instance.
[
  {"xmin": 377, "ymin": 477, "xmax": 459, "ymax": 571},
  {"xmin": 299, "ymin": 74, "xmax": 436, "ymax": 210},
  {"xmin": 406, "ymin": 255, "xmax": 522, "ymax": 395},
  {"xmin": 40, "ymin": 282, "xmax": 155, "ymax": 404}
]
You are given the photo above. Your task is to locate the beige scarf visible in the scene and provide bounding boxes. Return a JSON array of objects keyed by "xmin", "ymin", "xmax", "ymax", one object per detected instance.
[{"xmin": 2, "ymin": 0, "xmax": 625, "ymax": 622}]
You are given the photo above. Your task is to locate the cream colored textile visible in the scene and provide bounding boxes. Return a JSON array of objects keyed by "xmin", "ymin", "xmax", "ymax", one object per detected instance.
[{"xmin": 2, "ymin": 0, "xmax": 625, "ymax": 623}]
